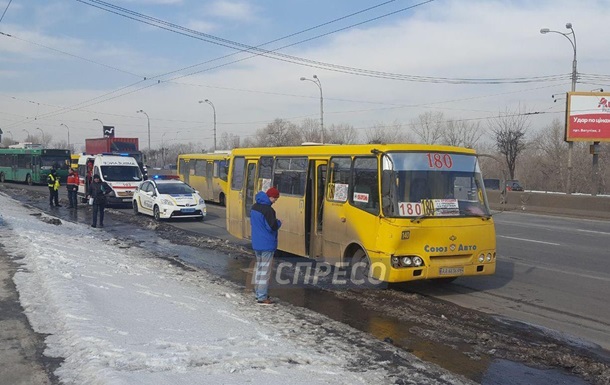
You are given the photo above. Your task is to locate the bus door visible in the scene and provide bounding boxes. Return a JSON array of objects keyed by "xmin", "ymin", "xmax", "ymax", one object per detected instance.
[
  {"xmin": 307, "ymin": 160, "xmax": 327, "ymax": 259},
  {"xmin": 227, "ymin": 157, "xmax": 245, "ymax": 238},
  {"xmin": 242, "ymin": 160, "xmax": 258, "ymax": 240},
  {"xmin": 321, "ymin": 157, "xmax": 351, "ymax": 264},
  {"xmin": 10, "ymin": 154, "xmax": 17, "ymax": 180},
  {"xmin": 179, "ymin": 158, "xmax": 190, "ymax": 184},
  {"xmin": 206, "ymin": 161, "xmax": 214, "ymax": 199}
]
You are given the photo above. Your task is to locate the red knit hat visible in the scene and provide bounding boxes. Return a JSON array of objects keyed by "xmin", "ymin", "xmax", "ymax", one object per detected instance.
[{"xmin": 266, "ymin": 187, "xmax": 280, "ymax": 198}]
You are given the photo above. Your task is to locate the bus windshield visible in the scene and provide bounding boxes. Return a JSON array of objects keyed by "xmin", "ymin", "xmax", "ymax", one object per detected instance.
[
  {"xmin": 381, "ymin": 152, "xmax": 490, "ymax": 218},
  {"xmin": 41, "ymin": 155, "xmax": 70, "ymax": 170},
  {"xmin": 101, "ymin": 166, "xmax": 142, "ymax": 182}
]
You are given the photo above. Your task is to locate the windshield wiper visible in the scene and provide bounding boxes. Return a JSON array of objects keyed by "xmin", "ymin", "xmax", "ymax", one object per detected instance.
[{"xmin": 410, "ymin": 215, "xmax": 430, "ymax": 223}]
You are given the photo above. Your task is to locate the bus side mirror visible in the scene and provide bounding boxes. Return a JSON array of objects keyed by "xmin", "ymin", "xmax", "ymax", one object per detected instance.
[{"xmin": 381, "ymin": 170, "xmax": 394, "ymax": 213}]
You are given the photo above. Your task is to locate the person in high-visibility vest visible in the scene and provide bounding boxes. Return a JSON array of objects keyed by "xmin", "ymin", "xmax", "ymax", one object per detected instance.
[
  {"xmin": 47, "ymin": 168, "xmax": 61, "ymax": 207},
  {"xmin": 66, "ymin": 168, "xmax": 79, "ymax": 208}
]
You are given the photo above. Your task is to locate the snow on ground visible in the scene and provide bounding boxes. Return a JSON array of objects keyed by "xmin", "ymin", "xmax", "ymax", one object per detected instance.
[{"xmin": 0, "ymin": 192, "xmax": 471, "ymax": 385}]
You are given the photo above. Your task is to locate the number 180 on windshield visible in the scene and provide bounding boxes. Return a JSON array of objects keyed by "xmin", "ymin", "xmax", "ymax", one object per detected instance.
[{"xmin": 427, "ymin": 153, "xmax": 453, "ymax": 169}]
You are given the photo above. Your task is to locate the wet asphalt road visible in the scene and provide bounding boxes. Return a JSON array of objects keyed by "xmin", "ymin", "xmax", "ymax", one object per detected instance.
[{"xmin": 1, "ymin": 183, "xmax": 608, "ymax": 385}]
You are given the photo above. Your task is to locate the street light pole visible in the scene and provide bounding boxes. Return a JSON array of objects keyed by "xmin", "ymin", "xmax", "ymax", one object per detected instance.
[
  {"xmin": 136, "ymin": 110, "xmax": 151, "ymax": 151},
  {"xmin": 300, "ymin": 74, "xmax": 324, "ymax": 144},
  {"xmin": 93, "ymin": 118, "xmax": 104, "ymax": 136},
  {"xmin": 36, "ymin": 127, "xmax": 45, "ymax": 144},
  {"xmin": 199, "ymin": 99, "xmax": 217, "ymax": 152},
  {"xmin": 60, "ymin": 123, "xmax": 70, "ymax": 148},
  {"xmin": 161, "ymin": 131, "xmax": 169, "ymax": 166},
  {"xmin": 22, "ymin": 129, "xmax": 30, "ymax": 141},
  {"xmin": 540, "ymin": 23, "xmax": 577, "ymax": 194}
]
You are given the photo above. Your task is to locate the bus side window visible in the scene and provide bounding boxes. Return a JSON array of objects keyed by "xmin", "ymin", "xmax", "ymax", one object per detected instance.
[
  {"xmin": 231, "ymin": 157, "xmax": 245, "ymax": 190},
  {"xmin": 327, "ymin": 157, "xmax": 351, "ymax": 202},
  {"xmin": 352, "ymin": 157, "xmax": 379, "ymax": 213}
]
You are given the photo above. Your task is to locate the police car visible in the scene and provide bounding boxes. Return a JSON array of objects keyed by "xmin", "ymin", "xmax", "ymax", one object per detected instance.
[{"xmin": 132, "ymin": 175, "xmax": 206, "ymax": 221}]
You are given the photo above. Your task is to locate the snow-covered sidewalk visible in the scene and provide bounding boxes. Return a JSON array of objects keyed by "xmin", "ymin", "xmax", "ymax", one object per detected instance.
[{"xmin": 0, "ymin": 192, "xmax": 470, "ymax": 385}]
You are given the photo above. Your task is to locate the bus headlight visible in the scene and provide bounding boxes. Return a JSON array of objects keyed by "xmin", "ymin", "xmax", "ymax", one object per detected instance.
[
  {"xmin": 478, "ymin": 254, "xmax": 485, "ymax": 263},
  {"xmin": 413, "ymin": 256, "xmax": 423, "ymax": 267},
  {"xmin": 391, "ymin": 256, "xmax": 399, "ymax": 267},
  {"xmin": 401, "ymin": 256, "xmax": 413, "ymax": 267},
  {"xmin": 486, "ymin": 253, "xmax": 492, "ymax": 262}
]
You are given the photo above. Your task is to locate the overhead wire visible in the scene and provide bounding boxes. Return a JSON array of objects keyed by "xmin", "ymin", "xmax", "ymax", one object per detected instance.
[
  {"xmin": 77, "ymin": 0, "xmax": 575, "ymax": 84},
  {"xmin": 0, "ymin": 0, "xmax": 12, "ymax": 24},
  {"xmin": 2, "ymin": 0, "xmax": 418, "ymax": 127},
  {"xmin": 5, "ymin": 0, "xmax": 606, "ymax": 134}
]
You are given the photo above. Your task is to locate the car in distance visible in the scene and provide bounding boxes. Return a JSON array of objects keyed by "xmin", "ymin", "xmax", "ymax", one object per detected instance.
[
  {"xmin": 132, "ymin": 175, "xmax": 206, "ymax": 221},
  {"xmin": 505, "ymin": 180, "xmax": 524, "ymax": 191}
]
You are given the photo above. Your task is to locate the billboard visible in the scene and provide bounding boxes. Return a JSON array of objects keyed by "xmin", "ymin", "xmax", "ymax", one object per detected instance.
[
  {"xmin": 103, "ymin": 125, "xmax": 115, "ymax": 138},
  {"xmin": 565, "ymin": 92, "xmax": 610, "ymax": 142}
]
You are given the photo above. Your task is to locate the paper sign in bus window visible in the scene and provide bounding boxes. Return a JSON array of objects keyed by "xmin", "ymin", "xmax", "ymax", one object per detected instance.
[
  {"xmin": 353, "ymin": 192, "xmax": 369, "ymax": 203},
  {"xmin": 334, "ymin": 183, "xmax": 348, "ymax": 201},
  {"xmin": 260, "ymin": 178, "xmax": 272, "ymax": 192}
]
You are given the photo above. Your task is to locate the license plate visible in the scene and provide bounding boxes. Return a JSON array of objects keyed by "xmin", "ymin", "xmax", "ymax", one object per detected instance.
[
  {"xmin": 122, "ymin": 199, "xmax": 131, "ymax": 202},
  {"xmin": 439, "ymin": 267, "xmax": 464, "ymax": 276},
  {"xmin": 181, "ymin": 208, "xmax": 195, "ymax": 213}
]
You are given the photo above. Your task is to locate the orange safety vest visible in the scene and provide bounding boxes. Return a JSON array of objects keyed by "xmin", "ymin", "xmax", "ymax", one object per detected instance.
[{"xmin": 67, "ymin": 173, "xmax": 79, "ymax": 187}]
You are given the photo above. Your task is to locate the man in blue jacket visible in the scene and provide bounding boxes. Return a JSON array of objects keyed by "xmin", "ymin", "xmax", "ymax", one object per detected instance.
[{"xmin": 250, "ymin": 187, "xmax": 282, "ymax": 304}]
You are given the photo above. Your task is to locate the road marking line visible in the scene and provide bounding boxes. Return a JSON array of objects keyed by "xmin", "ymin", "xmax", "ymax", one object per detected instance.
[
  {"xmin": 577, "ymin": 229, "xmax": 610, "ymax": 236},
  {"xmin": 503, "ymin": 257, "xmax": 610, "ymax": 282},
  {"xmin": 498, "ymin": 235, "xmax": 560, "ymax": 246}
]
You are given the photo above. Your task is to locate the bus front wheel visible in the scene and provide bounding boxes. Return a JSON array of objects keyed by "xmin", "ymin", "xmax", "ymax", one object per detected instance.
[
  {"xmin": 219, "ymin": 193, "xmax": 225, "ymax": 206},
  {"xmin": 350, "ymin": 249, "xmax": 371, "ymax": 283},
  {"xmin": 26, "ymin": 174, "xmax": 32, "ymax": 186}
]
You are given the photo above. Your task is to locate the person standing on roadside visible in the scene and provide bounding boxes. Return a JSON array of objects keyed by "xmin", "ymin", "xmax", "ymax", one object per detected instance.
[
  {"xmin": 250, "ymin": 187, "xmax": 282, "ymax": 305},
  {"xmin": 66, "ymin": 168, "xmax": 79, "ymax": 208},
  {"xmin": 87, "ymin": 174, "xmax": 111, "ymax": 228},
  {"xmin": 47, "ymin": 168, "xmax": 61, "ymax": 207}
]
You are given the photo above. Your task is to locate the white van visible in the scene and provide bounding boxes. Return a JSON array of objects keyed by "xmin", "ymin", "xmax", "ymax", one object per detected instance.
[{"xmin": 77, "ymin": 154, "xmax": 143, "ymax": 204}]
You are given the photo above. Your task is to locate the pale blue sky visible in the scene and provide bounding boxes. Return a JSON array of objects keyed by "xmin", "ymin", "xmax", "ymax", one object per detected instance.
[{"xmin": 1, "ymin": 0, "xmax": 609, "ymax": 149}]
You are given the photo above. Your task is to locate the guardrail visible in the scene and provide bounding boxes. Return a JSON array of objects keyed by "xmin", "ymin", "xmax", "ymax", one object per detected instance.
[{"xmin": 487, "ymin": 190, "xmax": 610, "ymax": 220}]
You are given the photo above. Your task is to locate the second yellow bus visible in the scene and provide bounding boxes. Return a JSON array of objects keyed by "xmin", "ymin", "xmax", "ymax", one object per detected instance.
[{"xmin": 177, "ymin": 152, "xmax": 230, "ymax": 205}]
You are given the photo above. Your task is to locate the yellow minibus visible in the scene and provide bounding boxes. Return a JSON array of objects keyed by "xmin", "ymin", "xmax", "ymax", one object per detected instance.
[
  {"xmin": 177, "ymin": 152, "xmax": 230, "ymax": 205},
  {"xmin": 226, "ymin": 144, "xmax": 496, "ymax": 284}
]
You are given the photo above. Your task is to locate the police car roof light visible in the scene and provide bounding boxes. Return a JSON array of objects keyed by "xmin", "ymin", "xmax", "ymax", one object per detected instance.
[{"xmin": 152, "ymin": 174, "xmax": 180, "ymax": 180}]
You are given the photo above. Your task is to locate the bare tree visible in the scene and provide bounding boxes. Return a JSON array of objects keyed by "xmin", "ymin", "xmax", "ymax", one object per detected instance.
[
  {"xmin": 443, "ymin": 119, "xmax": 482, "ymax": 148},
  {"xmin": 365, "ymin": 121, "xmax": 408, "ymax": 144},
  {"xmin": 326, "ymin": 123, "xmax": 359, "ymax": 144},
  {"xmin": 299, "ymin": 118, "xmax": 322, "ymax": 143},
  {"xmin": 411, "ymin": 111, "xmax": 444, "ymax": 144},
  {"xmin": 525, "ymin": 118, "xmax": 568, "ymax": 191},
  {"xmin": 218, "ymin": 132, "xmax": 241, "ymax": 150},
  {"xmin": 490, "ymin": 106, "xmax": 530, "ymax": 179},
  {"xmin": 253, "ymin": 119, "xmax": 301, "ymax": 147}
]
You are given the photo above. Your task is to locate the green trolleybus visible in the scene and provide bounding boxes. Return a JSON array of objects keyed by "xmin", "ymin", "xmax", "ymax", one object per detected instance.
[{"xmin": 0, "ymin": 147, "xmax": 71, "ymax": 185}]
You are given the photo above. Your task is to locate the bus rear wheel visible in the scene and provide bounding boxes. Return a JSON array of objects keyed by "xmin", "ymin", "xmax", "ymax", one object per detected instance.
[
  {"xmin": 0, "ymin": 172, "xmax": 5, "ymax": 183},
  {"xmin": 26, "ymin": 174, "xmax": 32, "ymax": 186}
]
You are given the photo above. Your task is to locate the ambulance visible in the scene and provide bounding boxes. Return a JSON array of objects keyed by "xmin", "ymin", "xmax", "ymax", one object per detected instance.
[{"xmin": 77, "ymin": 154, "xmax": 143, "ymax": 204}]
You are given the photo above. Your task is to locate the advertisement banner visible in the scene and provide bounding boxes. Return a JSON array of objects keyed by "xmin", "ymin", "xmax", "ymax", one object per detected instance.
[{"xmin": 565, "ymin": 92, "xmax": 610, "ymax": 142}]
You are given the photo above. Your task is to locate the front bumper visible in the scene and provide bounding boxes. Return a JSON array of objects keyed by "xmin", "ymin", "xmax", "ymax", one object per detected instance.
[{"xmin": 159, "ymin": 204, "xmax": 207, "ymax": 219}]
